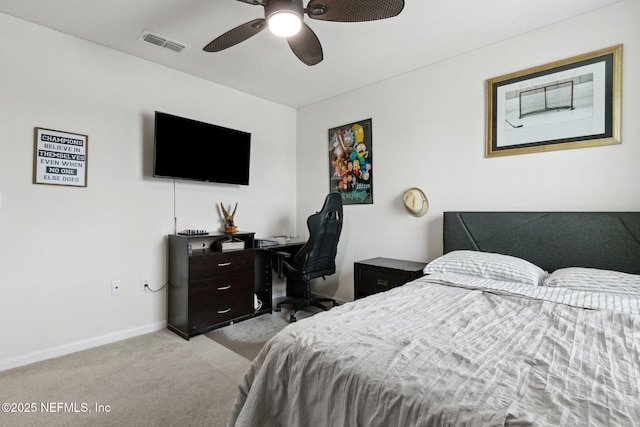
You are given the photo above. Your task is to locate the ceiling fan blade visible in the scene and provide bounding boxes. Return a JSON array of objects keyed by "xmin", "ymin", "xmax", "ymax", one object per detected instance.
[
  {"xmin": 306, "ymin": 0, "xmax": 404, "ymax": 22},
  {"xmin": 203, "ymin": 19, "xmax": 266, "ymax": 52},
  {"xmin": 287, "ymin": 23, "xmax": 323, "ymax": 66}
]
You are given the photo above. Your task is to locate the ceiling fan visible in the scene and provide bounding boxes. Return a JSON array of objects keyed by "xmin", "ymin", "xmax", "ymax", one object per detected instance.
[{"xmin": 203, "ymin": 0, "xmax": 405, "ymax": 66}]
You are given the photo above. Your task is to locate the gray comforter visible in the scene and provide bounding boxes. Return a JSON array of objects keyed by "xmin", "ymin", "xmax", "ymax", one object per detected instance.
[{"xmin": 228, "ymin": 279, "xmax": 640, "ymax": 426}]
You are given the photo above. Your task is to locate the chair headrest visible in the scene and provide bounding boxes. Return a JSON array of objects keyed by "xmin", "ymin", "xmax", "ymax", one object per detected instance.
[{"xmin": 320, "ymin": 192, "xmax": 343, "ymax": 214}]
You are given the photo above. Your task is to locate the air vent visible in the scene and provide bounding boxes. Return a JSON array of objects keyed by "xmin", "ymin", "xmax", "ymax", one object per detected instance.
[{"xmin": 140, "ymin": 30, "xmax": 189, "ymax": 53}]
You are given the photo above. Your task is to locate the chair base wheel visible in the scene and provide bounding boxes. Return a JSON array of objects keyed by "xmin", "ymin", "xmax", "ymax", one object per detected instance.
[{"xmin": 277, "ymin": 296, "xmax": 338, "ymax": 323}]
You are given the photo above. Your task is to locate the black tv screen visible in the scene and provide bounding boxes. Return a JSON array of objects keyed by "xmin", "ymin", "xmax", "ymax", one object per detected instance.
[{"xmin": 153, "ymin": 111, "xmax": 251, "ymax": 185}]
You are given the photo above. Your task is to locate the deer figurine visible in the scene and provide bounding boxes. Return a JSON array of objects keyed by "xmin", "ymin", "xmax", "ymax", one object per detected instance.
[{"xmin": 220, "ymin": 202, "xmax": 238, "ymax": 233}]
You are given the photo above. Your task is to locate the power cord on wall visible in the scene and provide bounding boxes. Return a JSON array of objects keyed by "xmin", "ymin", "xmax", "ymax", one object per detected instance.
[
  {"xmin": 173, "ymin": 179, "xmax": 178, "ymax": 235},
  {"xmin": 144, "ymin": 281, "xmax": 168, "ymax": 293}
]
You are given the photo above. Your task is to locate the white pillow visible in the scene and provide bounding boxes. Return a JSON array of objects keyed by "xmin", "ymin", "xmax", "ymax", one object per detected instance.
[
  {"xmin": 543, "ymin": 267, "xmax": 640, "ymax": 296},
  {"xmin": 424, "ymin": 250, "xmax": 547, "ymax": 286}
]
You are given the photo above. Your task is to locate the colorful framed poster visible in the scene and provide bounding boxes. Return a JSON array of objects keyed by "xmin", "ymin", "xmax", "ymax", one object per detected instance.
[
  {"xmin": 328, "ymin": 118, "xmax": 373, "ymax": 205},
  {"xmin": 33, "ymin": 127, "xmax": 88, "ymax": 187}
]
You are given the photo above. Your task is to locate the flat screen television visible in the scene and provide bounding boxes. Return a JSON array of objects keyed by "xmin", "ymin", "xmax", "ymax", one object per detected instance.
[{"xmin": 153, "ymin": 111, "xmax": 251, "ymax": 185}]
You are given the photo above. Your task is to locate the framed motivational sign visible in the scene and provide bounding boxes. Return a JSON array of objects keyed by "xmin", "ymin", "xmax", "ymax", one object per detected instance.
[{"xmin": 33, "ymin": 127, "xmax": 88, "ymax": 187}]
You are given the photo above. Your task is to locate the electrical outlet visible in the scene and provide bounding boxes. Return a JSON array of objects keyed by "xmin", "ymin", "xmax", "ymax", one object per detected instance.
[
  {"xmin": 111, "ymin": 280, "xmax": 122, "ymax": 295},
  {"xmin": 141, "ymin": 276, "xmax": 150, "ymax": 292}
]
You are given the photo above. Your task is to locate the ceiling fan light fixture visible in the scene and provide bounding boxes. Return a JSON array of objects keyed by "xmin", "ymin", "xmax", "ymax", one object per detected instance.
[
  {"xmin": 265, "ymin": 0, "xmax": 304, "ymax": 38},
  {"xmin": 268, "ymin": 11, "xmax": 302, "ymax": 37},
  {"xmin": 204, "ymin": 0, "xmax": 404, "ymax": 65}
]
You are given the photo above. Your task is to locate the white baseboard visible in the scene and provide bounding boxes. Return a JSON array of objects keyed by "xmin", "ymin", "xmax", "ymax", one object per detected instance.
[{"xmin": 0, "ymin": 321, "xmax": 166, "ymax": 372}]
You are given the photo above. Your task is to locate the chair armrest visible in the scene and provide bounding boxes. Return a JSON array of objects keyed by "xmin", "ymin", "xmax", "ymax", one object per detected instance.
[
  {"xmin": 272, "ymin": 251, "xmax": 292, "ymax": 279},
  {"xmin": 273, "ymin": 251, "xmax": 292, "ymax": 258}
]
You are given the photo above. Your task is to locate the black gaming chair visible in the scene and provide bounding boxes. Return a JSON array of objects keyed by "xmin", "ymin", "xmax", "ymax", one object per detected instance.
[{"xmin": 275, "ymin": 193, "xmax": 343, "ymax": 322}]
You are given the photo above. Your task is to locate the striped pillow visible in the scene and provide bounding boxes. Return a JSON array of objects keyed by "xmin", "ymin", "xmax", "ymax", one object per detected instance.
[
  {"xmin": 543, "ymin": 267, "xmax": 640, "ymax": 296},
  {"xmin": 424, "ymin": 250, "xmax": 547, "ymax": 286}
]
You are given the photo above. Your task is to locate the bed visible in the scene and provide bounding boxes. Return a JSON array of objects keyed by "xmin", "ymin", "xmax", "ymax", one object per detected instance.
[{"xmin": 228, "ymin": 212, "xmax": 640, "ymax": 426}]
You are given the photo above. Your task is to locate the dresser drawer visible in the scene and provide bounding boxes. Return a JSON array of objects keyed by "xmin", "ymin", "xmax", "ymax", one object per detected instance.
[
  {"xmin": 189, "ymin": 271, "xmax": 254, "ymax": 302},
  {"xmin": 188, "ymin": 292, "xmax": 253, "ymax": 333},
  {"xmin": 189, "ymin": 250, "xmax": 254, "ymax": 280}
]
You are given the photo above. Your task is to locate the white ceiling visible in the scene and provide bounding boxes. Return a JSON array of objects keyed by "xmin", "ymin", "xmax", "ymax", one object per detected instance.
[{"xmin": 0, "ymin": 0, "xmax": 620, "ymax": 108}]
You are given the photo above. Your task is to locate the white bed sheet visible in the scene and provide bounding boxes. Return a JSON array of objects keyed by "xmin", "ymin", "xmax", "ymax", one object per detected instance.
[
  {"xmin": 228, "ymin": 277, "xmax": 640, "ymax": 426},
  {"xmin": 426, "ymin": 272, "xmax": 640, "ymax": 315}
]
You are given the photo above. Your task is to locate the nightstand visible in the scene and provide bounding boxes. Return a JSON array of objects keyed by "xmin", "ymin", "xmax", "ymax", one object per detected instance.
[{"xmin": 354, "ymin": 257, "xmax": 427, "ymax": 299}]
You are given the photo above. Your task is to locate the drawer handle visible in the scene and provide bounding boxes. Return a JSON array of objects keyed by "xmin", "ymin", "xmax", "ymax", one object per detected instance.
[
  {"xmin": 377, "ymin": 279, "xmax": 389, "ymax": 287},
  {"xmin": 217, "ymin": 262, "xmax": 232, "ymax": 267},
  {"xmin": 217, "ymin": 308, "xmax": 231, "ymax": 314},
  {"xmin": 217, "ymin": 285, "xmax": 231, "ymax": 291}
]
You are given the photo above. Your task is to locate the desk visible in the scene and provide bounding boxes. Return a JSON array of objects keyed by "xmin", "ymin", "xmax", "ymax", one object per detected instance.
[
  {"xmin": 258, "ymin": 237, "xmax": 306, "ymax": 278},
  {"xmin": 257, "ymin": 238, "xmax": 306, "ymax": 303},
  {"xmin": 257, "ymin": 236, "xmax": 306, "ymax": 250}
]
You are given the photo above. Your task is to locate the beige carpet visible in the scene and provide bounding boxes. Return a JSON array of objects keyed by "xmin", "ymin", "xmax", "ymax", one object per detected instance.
[
  {"xmin": 205, "ymin": 309, "xmax": 315, "ymax": 361},
  {"xmin": 0, "ymin": 330, "xmax": 251, "ymax": 427}
]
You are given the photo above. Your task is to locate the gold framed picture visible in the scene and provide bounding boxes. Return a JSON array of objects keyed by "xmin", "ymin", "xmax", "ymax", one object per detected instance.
[{"xmin": 485, "ymin": 44, "xmax": 622, "ymax": 157}]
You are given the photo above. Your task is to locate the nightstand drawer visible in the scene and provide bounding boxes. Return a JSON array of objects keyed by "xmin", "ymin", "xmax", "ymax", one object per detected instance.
[
  {"xmin": 359, "ymin": 269, "xmax": 408, "ymax": 295},
  {"xmin": 354, "ymin": 257, "xmax": 427, "ymax": 299}
]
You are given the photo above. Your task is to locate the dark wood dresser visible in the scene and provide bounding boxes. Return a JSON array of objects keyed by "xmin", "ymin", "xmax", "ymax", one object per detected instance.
[
  {"xmin": 354, "ymin": 257, "xmax": 427, "ymax": 300},
  {"xmin": 167, "ymin": 231, "xmax": 271, "ymax": 339}
]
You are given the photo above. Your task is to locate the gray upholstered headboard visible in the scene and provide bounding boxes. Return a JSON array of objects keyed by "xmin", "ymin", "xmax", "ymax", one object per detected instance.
[{"xmin": 443, "ymin": 212, "xmax": 640, "ymax": 274}]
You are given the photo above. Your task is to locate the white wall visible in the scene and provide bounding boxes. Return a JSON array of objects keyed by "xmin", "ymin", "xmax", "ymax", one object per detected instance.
[
  {"xmin": 297, "ymin": 0, "xmax": 640, "ymax": 301},
  {"xmin": 0, "ymin": 13, "xmax": 297, "ymax": 370},
  {"xmin": 2, "ymin": 0, "xmax": 639, "ymax": 370}
]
